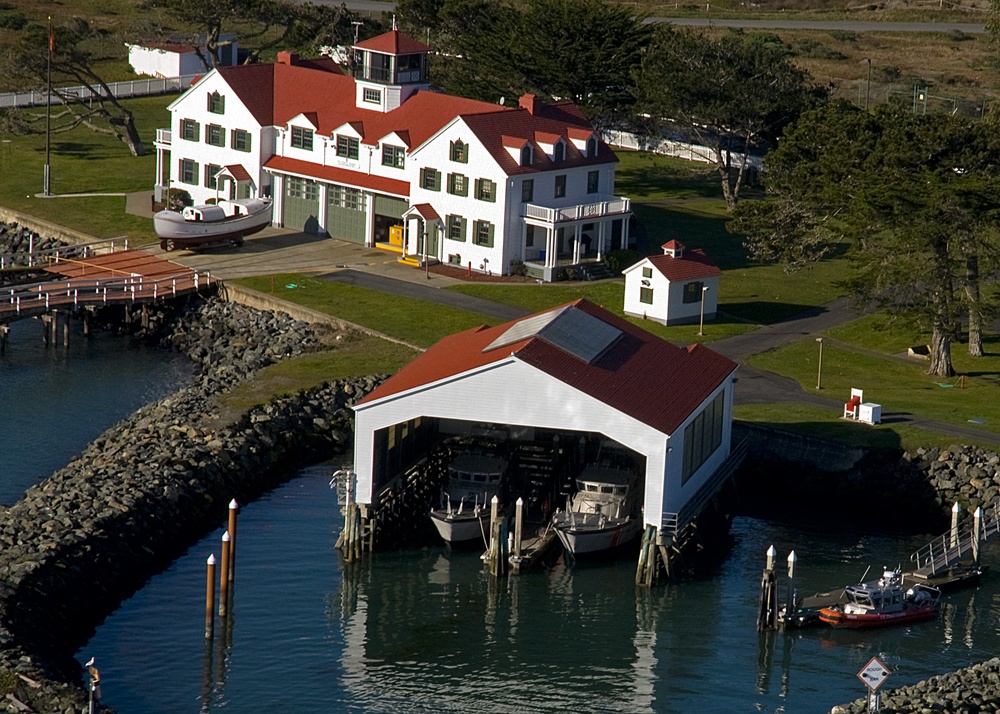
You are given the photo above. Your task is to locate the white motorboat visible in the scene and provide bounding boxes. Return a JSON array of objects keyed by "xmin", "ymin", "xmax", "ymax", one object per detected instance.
[
  {"xmin": 429, "ymin": 452, "xmax": 507, "ymax": 546},
  {"xmin": 552, "ymin": 464, "xmax": 642, "ymax": 555},
  {"xmin": 154, "ymin": 197, "xmax": 272, "ymax": 251}
]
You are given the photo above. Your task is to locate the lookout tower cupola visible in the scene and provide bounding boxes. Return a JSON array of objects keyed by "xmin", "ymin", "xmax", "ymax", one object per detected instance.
[{"xmin": 352, "ymin": 28, "xmax": 432, "ymax": 113}]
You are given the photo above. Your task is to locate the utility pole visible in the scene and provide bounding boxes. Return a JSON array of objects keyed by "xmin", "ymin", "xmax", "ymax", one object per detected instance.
[{"xmin": 44, "ymin": 16, "xmax": 53, "ymax": 196}]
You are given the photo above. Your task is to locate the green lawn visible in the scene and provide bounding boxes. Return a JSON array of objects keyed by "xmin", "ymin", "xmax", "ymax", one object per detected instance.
[
  {"xmin": 0, "ymin": 94, "xmax": 169, "ymax": 243},
  {"xmin": 746, "ymin": 316, "xmax": 1000, "ymax": 436},
  {"xmin": 232, "ymin": 274, "xmax": 500, "ymax": 348},
  {"xmin": 217, "ymin": 334, "xmax": 417, "ymax": 415}
]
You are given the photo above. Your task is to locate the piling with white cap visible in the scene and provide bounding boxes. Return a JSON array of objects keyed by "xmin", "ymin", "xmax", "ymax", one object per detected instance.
[{"xmin": 205, "ymin": 554, "xmax": 216, "ymax": 640}]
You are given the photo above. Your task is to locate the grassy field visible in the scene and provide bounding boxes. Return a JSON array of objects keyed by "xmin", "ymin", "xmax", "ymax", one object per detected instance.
[
  {"xmin": 232, "ymin": 274, "xmax": 502, "ymax": 349},
  {"xmin": 0, "ymin": 94, "xmax": 168, "ymax": 243}
]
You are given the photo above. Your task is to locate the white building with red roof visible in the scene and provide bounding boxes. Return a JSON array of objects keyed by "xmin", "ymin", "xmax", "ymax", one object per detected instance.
[
  {"xmin": 352, "ymin": 299, "xmax": 738, "ymax": 535},
  {"xmin": 128, "ymin": 36, "xmax": 237, "ymax": 79},
  {"xmin": 622, "ymin": 241, "xmax": 721, "ymax": 326},
  {"xmin": 153, "ymin": 29, "xmax": 632, "ymax": 281}
]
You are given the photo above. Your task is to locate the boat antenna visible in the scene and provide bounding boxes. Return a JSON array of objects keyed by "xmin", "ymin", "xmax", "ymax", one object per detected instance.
[{"xmin": 860, "ymin": 565, "xmax": 871, "ymax": 583}]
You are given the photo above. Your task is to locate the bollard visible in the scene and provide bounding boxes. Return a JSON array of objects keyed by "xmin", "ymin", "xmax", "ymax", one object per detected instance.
[
  {"xmin": 228, "ymin": 499, "xmax": 239, "ymax": 584},
  {"xmin": 950, "ymin": 502, "xmax": 960, "ymax": 550},
  {"xmin": 205, "ymin": 554, "xmax": 216, "ymax": 640},
  {"xmin": 219, "ymin": 532, "xmax": 231, "ymax": 618}
]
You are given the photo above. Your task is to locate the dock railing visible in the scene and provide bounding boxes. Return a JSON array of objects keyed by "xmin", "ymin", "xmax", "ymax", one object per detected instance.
[
  {"xmin": 910, "ymin": 500, "xmax": 1000, "ymax": 578},
  {"xmin": 1, "ymin": 269, "xmax": 211, "ymax": 320},
  {"xmin": 660, "ymin": 437, "xmax": 748, "ymax": 537}
]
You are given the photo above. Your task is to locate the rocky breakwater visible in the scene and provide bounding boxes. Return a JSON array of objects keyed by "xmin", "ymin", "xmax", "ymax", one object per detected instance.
[
  {"xmin": 831, "ymin": 658, "xmax": 1000, "ymax": 713},
  {"xmin": 899, "ymin": 444, "xmax": 1000, "ymax": 513},
  {"xmin": 0, "ymin": 223, "xmax": 65, "ymax": 288},
  {"xmin": 0, "ymin": 297, "xmax": 383, "ymax": 712}
]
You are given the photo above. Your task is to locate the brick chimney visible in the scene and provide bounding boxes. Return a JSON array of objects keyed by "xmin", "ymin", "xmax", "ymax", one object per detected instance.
[
  {"xmin": 276, "ymin": 51, "xmax": 299, "ymax": 66},
  {"xmin": 519, "ymin": 93, "xmax": 536, "ymax": 115}
]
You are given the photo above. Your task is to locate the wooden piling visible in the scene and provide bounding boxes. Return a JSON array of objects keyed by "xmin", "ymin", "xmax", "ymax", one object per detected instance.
[
  {"xmin": 219, "ymin": 532, "xmax": 231, "ymax": 618},
  {"xmin": 205, "ymin": 554, "xmax": 216, "ymax": 640},
  {"xmin": 62, "ymin": 312, "xmax": 69, "ymax": 348},
  {"xmin": 487, "ymin": 495, "xmax": 506, "ymax": 578},
  {"xmin": 82, "ymin": 310, "xmax": 91, "ymax": 337},
  {"xmin": 0, "ymin": 324, "xmax": 8, "ymax": 355},
  {"xmin": 973, "ymin": 506, "xmax": 983, "ymax": 565},
  {"xmin": 786, "ymin": 550, "xmax": 797, "ymax": 622},
  {"xmin": 635, "ymin": 525, "xmax": 659, "ymax": 587},
  {"xmin": 756, "ymin": 545, "xmax": 778, "ymax": 632},
  {"xmin": 228, "ymin": 499, "xmax": 239, "ymax": 584},
  {"xmin": 41, "ymin": 314, "xmax": 51, "ymax": 346},
  {"xmin": 513, "ymin": 497, "xmax": 523, "ymax": 559}
]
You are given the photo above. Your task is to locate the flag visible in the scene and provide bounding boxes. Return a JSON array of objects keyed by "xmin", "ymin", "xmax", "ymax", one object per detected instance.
[{"xmin": 48, "ymin": 19, "xmax": 54, "ymax": 54}]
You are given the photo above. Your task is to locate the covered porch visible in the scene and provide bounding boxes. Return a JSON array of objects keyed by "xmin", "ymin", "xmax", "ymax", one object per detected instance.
[{"xmin": 520, "ymin": 195, "xmax": 631, "ymax": 281}]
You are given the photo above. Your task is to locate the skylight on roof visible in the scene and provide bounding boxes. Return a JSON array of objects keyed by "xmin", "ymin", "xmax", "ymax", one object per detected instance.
[{"xmin": 484, "ymin": 306, "xmax": 621, "ymax": 364}]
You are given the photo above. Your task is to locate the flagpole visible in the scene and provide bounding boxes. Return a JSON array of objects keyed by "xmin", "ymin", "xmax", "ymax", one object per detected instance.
[{"xmin": 44, "ymin": 16, "xmax": 52, "ymax": 196}]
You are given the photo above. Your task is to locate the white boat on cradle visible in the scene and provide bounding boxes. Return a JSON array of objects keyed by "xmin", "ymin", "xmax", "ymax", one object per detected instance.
[
  {"xmin": 429, "ymin": 452, "xmax": 507, "ymax": 545},
  {"xmin": 552, "ymin": 464, "xmax": 642, "ymax": 555},
  {"xmin": 154, "ymin": 197, "xmax": 272, "ymax": 251}
]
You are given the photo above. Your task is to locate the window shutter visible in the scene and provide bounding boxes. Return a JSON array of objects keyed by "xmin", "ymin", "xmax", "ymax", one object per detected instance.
[
  {"xmin": 460, "ymin": 217, "xmax": 467, "ymax": 241},
  {"xmin": 487, "ymin": 180, "xmax": 496, "ymax": 202},
  {"xmin": 433, "ymin": 170, "xmax": 440, "ymax": 191},
  {"xmin": 487, "ymin": 222, "xmax": 494, "ymax": 248}
]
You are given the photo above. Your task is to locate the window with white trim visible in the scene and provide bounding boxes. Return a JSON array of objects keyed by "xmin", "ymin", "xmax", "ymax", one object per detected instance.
[
  {"xmin": 336, "ymin": 135, "xmax": 359, "ymax": 159},
  {"xmin": 382, "ymin": 145, "xmax": 405, "ymax": 168},
  {"xmin": 363, "ymin": 87, "xmax": 381, "ymax": 104},
  {"xmin": 291, "ymin": 126, "xmax": 314, "ymax": 151}
]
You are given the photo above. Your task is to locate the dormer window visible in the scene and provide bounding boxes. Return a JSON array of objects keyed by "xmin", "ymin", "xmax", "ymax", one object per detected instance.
[
  {"xmin": 520, "ymin": 145, "xmax": 533, "ymax": 167},
  {"xmin": 382, "ymin": 144, "xmax": 405, "ymax": 169},
  {"xmin": 291, "ymin": 126, "xmax": 314, "ymax": 151},
  {"xmin": 336, "ymin": 135, "xmax": 359, "ymax": 159},
  {"xmin": 587, "ymin": 136, "xmax": 598, "ymax": 157},
  {"xmin": 553, "ymin": 141, "xmax": 565, "ymax": 162},
  {"xmin": 450, "ymin": 140, "xmax": 468, "ymax": 163},
  {"xmin": 363, "ymin": 87, "xmax": 382, "ymax": 104},
  {"xmin": 208, "ymin": 91, "xmax": 225, "ymax": 114}
]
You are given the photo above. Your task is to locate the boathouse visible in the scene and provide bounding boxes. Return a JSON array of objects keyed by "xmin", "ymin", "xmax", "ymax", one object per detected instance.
[{"xmin": 352, "ymin": 299, "xmax": 739, "ymax": 540}]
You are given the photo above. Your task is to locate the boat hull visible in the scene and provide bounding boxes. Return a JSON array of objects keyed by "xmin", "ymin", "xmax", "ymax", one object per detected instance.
[
  {"xmin": 154, "ymin": 199, "xmax": 272, "ymax": 250},
  {"xmin": 817, "ymin": 603, "xmax": 938, "ymax": 629},
  {"xmin": 554, "ymin": 517, "xmax": 642, "ymax": 555},
  {"xmin": 429, "ymin": 509, "xmax": 489, "ymax": 545}
]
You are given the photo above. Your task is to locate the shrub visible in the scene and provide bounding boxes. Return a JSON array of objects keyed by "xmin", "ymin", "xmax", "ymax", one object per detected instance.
[
  {"xmin": 509, "ymin": 259, "xmax": 527, "ymax": 277},
  {"xmin": 605, "ymin": 248, "xmax": 641, "ymax": 274},
  {"xmin": 0, "ymin": 11, "xmax": 27, "ymax": 30},
  {"xmin": 167, "ymin": 189, "xmax": 193, "ymax": 211}
]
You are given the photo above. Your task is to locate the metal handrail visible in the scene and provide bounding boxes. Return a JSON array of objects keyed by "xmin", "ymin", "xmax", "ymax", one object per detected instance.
[{"xmin": 910, "ymin": 500, "xmax": 1000, "ymax": 575}]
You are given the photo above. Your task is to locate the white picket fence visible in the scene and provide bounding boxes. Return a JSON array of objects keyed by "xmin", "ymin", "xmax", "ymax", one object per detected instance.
[
  {"xmin": 0, "ymin": 74, "xmax": 200, "ymax": 109},
  {"xmin": 601, "ymin": 128, "xmax": 764, "ymax": 171}
]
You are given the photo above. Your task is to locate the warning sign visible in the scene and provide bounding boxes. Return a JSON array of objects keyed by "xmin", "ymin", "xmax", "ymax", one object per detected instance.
[{"xmin": 857, "ymin": 657, "xmax": 891, "ymax": 692}]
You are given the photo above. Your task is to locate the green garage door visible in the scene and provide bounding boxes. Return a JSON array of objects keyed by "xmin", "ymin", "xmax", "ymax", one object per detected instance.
[
  {"xmin": 283, "ymin": 176, "xmax": 320, "ymax": 233},
  {"xmin": 374, "ymin": 194, "xmax": 408, "ymax": 220},
  {"xmin": 325, "ymin": 185, "xmax": 367, "ymax": 243}
]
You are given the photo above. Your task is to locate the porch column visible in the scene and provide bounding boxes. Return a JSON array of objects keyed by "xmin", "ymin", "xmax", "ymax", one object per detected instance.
[
  {"xmin": 623, "ymin": 215, "xmax": 631, "ymax": 248},
  {"xmin": 597, "ymin": 220, "xmax": 606, "ymax": 261},
  {"xmin": 317, "ymin": 184, "xmax": 329, "ymax": 236},
  {"xmin": 546, "ymin": 227, "xmax": 557, "ymax": 268},
  {"xmin": 572, "ymin": 224, "xmax": 582, "ymax": 264}
]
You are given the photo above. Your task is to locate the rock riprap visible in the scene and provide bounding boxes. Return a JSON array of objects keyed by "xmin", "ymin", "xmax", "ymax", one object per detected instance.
[{"xmin": 0, "ymin": 297, "xmax": 382, "ymax": 712}]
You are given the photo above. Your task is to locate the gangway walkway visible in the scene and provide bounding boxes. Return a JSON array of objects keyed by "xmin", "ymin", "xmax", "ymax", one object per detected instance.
[
  {"xmin": 909, "ymin": 501, "xmax": 1000, "ymax": 579},
  {"xmin": 1, "ymin": 248, "xmax": 214, "ymax": 322}
]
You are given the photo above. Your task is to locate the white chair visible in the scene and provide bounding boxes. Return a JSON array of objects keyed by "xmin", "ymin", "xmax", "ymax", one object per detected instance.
[{"xmin": 844, "ymin": 388, "xmax": 863, "ymax": 419}]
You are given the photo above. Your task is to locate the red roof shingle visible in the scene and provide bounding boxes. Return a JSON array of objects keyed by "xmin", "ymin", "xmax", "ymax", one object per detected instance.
[
  {"xmin": 264, "ymin": 155, "xmax": 410, "ymax": 196},
  {"xmin": 646, "ymin": 249, "xmax": 720, "ymax": 282},
  {"xmin": 355, "ymin": 29, "xmax": 433, "ymax": 56},
  {"xmin": 358, "ymin": 300, "xmax": 736, "ymax": 435}
]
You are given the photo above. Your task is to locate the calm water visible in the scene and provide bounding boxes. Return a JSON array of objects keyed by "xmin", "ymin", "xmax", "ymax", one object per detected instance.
[
  {"xmin": 78, "ymin": 468, "xmax": 1000, "ymax": 714},
  {"xmin": 0, "ymin": 318, "xmax": 192, "ymax": 504},
  {"xmin": 6, "ymin": 323, "xmax": 999, "ymax": 714}
]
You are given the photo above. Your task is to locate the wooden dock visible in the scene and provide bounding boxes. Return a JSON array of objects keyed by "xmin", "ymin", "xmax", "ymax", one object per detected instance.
[{"xmin": 1, "ymin": 248, "xmax": 214, "ymax": 322}]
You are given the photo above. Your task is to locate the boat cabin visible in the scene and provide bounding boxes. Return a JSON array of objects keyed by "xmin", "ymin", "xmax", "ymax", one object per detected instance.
[
  {"xmin": 843, "ymin": 583, "xmax": 905, "ymax": 614},
  {"xmin": 182, "ymin": 205, "xmax": 228, "ymax": 222}
]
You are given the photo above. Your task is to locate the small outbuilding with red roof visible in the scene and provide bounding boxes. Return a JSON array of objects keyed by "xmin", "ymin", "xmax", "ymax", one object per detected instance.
[
  {"xmin": 622, "ymin": 241, "xmax": 721, "ymax": 326},
  {"xmin": 352, "ymin": 299, "xmax": 739, "ymax": 539}
]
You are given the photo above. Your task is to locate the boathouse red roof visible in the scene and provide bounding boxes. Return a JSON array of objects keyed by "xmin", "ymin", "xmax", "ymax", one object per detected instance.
[{"xmin": 358, "ymin": 299, "xmax": 737, "ymax": 435}]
